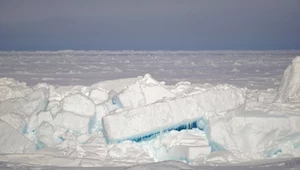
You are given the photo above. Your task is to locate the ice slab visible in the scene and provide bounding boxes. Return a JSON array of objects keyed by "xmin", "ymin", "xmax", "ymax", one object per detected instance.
[
  {"xmin": 0, "ymin": 120, "xmax": 36, "ymax": 153},
  {"xmin": 89, "ymin": 88, "xmax": 109, "ymax": 105},
  {"xmin": 62, "ymin": 93, "xmax": 95, "ymax": 117},
  {"xmin": 149, "ymin": 129, "xmax": 211, "ymax": 162},
  {"xmin": 37, "ymin": 121, "xmax": 61, "ymax": 147},
  {"xmin": 54, "ymin": 111, "xmax": 90, "ymax": 134},
  {"xmin": 103, "ymin": 86, "xmax": 246, "ymax": 142},
  {"xmin": 0, "ymin": 88, "xmax": 49, "ymax": 132},
  {"xmin": 0, "ymin": 88, "xmax": 49, "ymax": 117},
  {"xmin": 118, "ymin": 74, "xmax": 176, "ymax": 108},
  {"xmin": 210, "ymin": 110, "xmax": 300, "ymax": 158}
]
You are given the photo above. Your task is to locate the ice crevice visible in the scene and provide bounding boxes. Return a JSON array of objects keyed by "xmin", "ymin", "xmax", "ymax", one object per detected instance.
[{"xmin": 0, "ymin": 57, "xmax": 300, "ymax": 166}]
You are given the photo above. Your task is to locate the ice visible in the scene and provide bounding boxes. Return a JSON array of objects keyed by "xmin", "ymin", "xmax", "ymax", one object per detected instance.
[
  {"xmin": 36, "ymin": 122, "xmax": 59, "ymax": 147},
  {"xmin": 276, "ymin": 56, "xmax": 300, "ymax": 102},
  {"xmin": 0, "ymin": 78, "xmax": 32, "ymax": 102},
  {"xmin": 62, "ymin": 93, "xmax": 96, "ymax": 117},
  {"xmin": 126, "ymin": 160, "xmax": 194, "ymax": 170},
  {"xmin": 0, "ymin": 87, "xmax": 49, "ymax": 132},
  {"xmin": 37, "ymin": 111, "xmax": 53, "ymax": 126},
  {"xmin": 1, "ymin": 51, "xmax": 300, "ymax": 168},
  {"xmin": 47, "ymin": 100, "xmax": 61, "ymax": 117},
  {"xmin": 0, "ymin": 120, "xmax": 36, "ymax": 153},
  {"xmin": 210, "ymin": 110, "xmax": 300, "ymax": 158},
  {"xmin": 102, "ymin": 85, "xmax": 246, "ymax": 142},
  {"xmin": 118, "ymin": 74, "xmax": 176, "ymax": 108},
  {"xmin": 54, "ymin": 111, "xmax": 90, "ymax": 134},
  {"xmin": 109, "ymin": 90, "xmax": 124, "ymax": 108},
  {"xmin": 108, "ymin": 141, "xmax": 153, "ymax": 161},
  {"xmin": 203, "ymin": 151, "xmax": 241, "ymax": 164},
  {"xmin": 1, "ymin": 113, "xmax": 25, "ymax": 132},
  {"xmin": 89, "ymin": 88, "xmax": 109, "ymax": 105},
  {"xmin": 25, "ymin": 114, "xmax": 38, "ymax": 134},
  {"xmin": 88, "ymin": 90, "xmax": 124, "ymax": 133},
  {"xmin": 0, "ymin": 87, "xmax": 48, "ymax": 117},
  {"xmin": 148, "ymin": 129, "xmax": 211, "ymax": 162}
]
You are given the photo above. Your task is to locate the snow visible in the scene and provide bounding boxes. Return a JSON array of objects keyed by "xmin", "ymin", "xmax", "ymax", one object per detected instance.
[{"xmin": 0, "ymin": 51, "xmax": 300, "ymax": 169}]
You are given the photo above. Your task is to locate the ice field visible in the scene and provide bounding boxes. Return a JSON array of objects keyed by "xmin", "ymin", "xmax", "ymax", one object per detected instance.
[{"xmin": 1, "ymin": 50, "xmax": 300, "ymax": 170}]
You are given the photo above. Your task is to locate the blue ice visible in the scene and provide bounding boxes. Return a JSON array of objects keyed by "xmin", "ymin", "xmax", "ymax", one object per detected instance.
[
  {"xmin": 265, "ymin": 148, "xmax": 282, "ymax": 157},
  {"xmin": 22, "ymin": 124, "xmax": 28, "ymax": 134},
  {"xmin": 209, "ymin": 141, "xmax": 226, "ymax": 152},
  {"xmin": 88, "ymin": 113, "xmax": 97, "ymax": 134},
  {"xmin": 111, "ymin": 95, "xmax": 123, "ymax": 108},
  {"xmin": 128, "ymin": 121, "xmax": 199, "ymax": 143},
  {"xmin": 35, "ymin": 140, "xmax": 46, "ymax": 150},
  {"xmin": 197, "ymin": 117, "xmax": 225, "ymax": 152}
]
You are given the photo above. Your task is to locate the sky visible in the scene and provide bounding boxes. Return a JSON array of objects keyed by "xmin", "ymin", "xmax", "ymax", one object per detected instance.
[{"xmin": 0, "ymin": 0, "xmax": 300, "ymax": 51}]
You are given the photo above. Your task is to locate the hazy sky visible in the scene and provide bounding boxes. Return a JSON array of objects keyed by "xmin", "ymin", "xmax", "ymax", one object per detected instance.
[{"xmin": 0, "ymin": 0, "xmax": 300, "ymax": 50}]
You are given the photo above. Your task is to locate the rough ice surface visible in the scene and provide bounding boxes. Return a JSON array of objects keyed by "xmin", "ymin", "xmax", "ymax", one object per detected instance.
[{"xmin": 0, "ymin": 51, "xmax": 300, "ymax": 169}]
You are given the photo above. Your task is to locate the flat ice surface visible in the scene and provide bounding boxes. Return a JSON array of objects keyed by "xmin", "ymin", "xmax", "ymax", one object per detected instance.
[
  {"xmin": 1, "ymin": 50, "xmax": 300, "ymax": 170},
  {"xmin": 1, "ymin": 50, "xmax": 299, "ymax": 89}
]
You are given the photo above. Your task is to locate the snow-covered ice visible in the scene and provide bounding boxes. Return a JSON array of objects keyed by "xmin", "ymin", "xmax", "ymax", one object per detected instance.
[
  {"xmin": 0, "ymin": 50, "xmax": 300, "ymax": 169},
  {"xmin": 0, "ymin": 120, "xmax": 35, "ymax": 153},
  {"xmin": 103, "ymin": 83, "xmax": 245, "ymax": 142}
]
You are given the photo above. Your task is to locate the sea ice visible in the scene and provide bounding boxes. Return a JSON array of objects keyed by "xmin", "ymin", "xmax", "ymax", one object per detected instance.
[
  {"xmin": 54, "ymin": 111, "xmax": 90, "ymax": 134},
  {"xmin": 0, "ymin": 78, "xmax": 32, "ymax": 102},
  {"xmin": 1, "ymin": 53, "xmax": 300, "ymax": 168},
  {"xmin": 0, "ymin": 120, "xmax": 36, "ymax": 153},
  {"xmin": 118, "ymin": 74, "xmax": 175, "ymax": 108},
  {"xmin": 62, "ymin": 93, "xmax": 96, "ymax": 117},
  {"xmin": 88, "ymin": 88, "xmax": 109, "ymax": 105},
  {"xmin": 276, "ymin": 56, "xmax": 300, "ymax": 102},
  {"xmin": 37, "ymin": 121, "xmax": 61, "ymax": 147},
  {"xmin": 147, "ymin": 129, "xmax": 211, "ymax": 162},
  {"xmin": 210, "ymin": 110, "xmax": 300, "ymax": 158},
  {"xmin": 102, "ymin": 85, "xmax": 246, "ymax": 142}
]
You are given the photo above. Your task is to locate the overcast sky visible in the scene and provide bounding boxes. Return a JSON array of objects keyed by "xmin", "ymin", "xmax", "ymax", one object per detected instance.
[{"xmin": 0, "ymin": 0, "xmax": 299, "ymax": 51}]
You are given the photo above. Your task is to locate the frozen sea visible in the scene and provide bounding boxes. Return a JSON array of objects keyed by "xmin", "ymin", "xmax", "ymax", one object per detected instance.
[
  {"xmin": 1, "ymin": 50, "xmax": 299, "ymax": 89},
  {"xmin": 1, "ymin": 50, "xmax": 300, "ymax": 170}
]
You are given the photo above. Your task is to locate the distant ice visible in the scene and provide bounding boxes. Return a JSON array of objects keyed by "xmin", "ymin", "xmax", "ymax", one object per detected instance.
[{"xmin": 1, "ymin": 50, "xmax": 299, "ymax": 89}]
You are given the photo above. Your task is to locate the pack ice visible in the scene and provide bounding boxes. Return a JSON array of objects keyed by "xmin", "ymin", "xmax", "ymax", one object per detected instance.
[{"xmin": 0, "ymin": 57, "xmax": 300, "ymax": 167}]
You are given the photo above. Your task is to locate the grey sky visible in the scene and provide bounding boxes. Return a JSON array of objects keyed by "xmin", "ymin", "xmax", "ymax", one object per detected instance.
[{"xmin": 0, "ymin": 0, "xmax": 299, "ymax": 50}]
